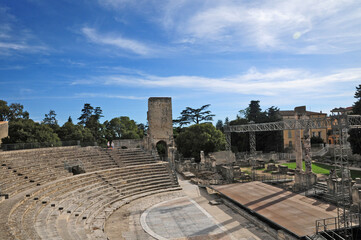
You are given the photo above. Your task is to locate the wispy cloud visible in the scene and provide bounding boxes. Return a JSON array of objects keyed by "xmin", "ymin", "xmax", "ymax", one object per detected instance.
[
  {"xmin": 157, "ymin": 0, "xmax": 361, "ymax": 54},
  {"xmin": 0, "ymin": 65, "xmax": 24, "ymax": 70},
  {"xmin": 74, "ymin": 93, "xmax": 146, "ymax": 100},
  {"xmin": 4, "ymin": 93, "xmax": 145, "ymax": 101},
  {"xmin": 97, "ymin": 0, "xmax": 134, "ymax": 9},
  {"xmin": 72, "ymin": 67, "xmax": 361, "ymax": 98},
  {"xmin": 81, "ymin": 27, "xmax": 151, "ymax": 55},
  {"xmin": 0, "ymin": 7, "xmax": 48, "ymax": 56}
]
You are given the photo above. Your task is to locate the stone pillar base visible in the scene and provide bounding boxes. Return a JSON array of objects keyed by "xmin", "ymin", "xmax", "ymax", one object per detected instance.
[{"xmin": 294, "ymin": 171, "xmax": 317, "ymax": 191}]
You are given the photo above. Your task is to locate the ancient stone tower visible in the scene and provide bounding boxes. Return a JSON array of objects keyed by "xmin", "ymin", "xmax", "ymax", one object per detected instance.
[{"xmin": 146, "ymin": 97, "xmax": 174, "ymax": 153}]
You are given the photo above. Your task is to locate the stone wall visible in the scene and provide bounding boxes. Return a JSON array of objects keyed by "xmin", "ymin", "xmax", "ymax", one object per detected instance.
[
  {"xmin": 146, "ymin": 97, "xmax": 173, "ymax": 151},
  {"xmin": 113, "ymin": 139, "xmax": 143, "ymax": 149},
  {"xmin": 209, "ymin": 151, "xmax": 236, "ymax": 165},
  {"xmin": 0, "ymin": 121, "xmax": 9, "ymax": 144}
]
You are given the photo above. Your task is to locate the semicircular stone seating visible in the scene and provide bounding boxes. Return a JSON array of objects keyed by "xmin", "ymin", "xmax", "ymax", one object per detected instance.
[{"xmin": 0, "ymin": 146, "xmax": 181, "ymax": 240}]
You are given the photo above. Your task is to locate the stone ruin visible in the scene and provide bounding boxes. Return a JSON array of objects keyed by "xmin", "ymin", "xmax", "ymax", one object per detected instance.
[
  {"xmin": 293, "ymin": 106, "xmax": 317, "ymax": 190},
  {"xmin": 175, "ymin": 150, "xmax": 255, "ymax": 184},
  {"xmin": 0, "ymin": 121, "xmax": 8, "ymax": 145},
  {"xmin": 145, "ymin": 97, "xmax": 174, "ymax": 160}
]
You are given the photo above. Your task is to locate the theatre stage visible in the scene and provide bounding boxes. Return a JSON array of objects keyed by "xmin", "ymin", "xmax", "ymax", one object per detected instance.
[{"xmin": 212, "ymin": 182, "xmax": 338, "ymax": 238}]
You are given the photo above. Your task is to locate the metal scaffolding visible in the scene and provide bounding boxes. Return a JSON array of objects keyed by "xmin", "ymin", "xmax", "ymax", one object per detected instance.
[
  {"xmin": 224, "ymin": 115, "xmax": 361, "ymax": 153},
  {"xmin": 225, "ymin": 115, "xmax": 361, "ymax": 133},
  {"xmin": 330, "ymin": 109, "xmax": 353, "ymax": 240},
  {"xmin": 224, "ymin": 111, "xmax": 361, "ymax": 239}
]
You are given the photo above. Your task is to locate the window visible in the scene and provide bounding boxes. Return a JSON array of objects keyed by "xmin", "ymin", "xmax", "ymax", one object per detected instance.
[
  {"xmin": 289, "ymin": 141, "xmax": 293, "ymax": 148},
  {"xmin": 318, "ymin": 131, "xmax": 322, "ymax": 137},
  {"xmin": 312, "ymin": 132, "xmax": 316, "ymax": 137},
  {"xmin": 288, "ymin": 130, "xmax": 292, "ymax": 138}
]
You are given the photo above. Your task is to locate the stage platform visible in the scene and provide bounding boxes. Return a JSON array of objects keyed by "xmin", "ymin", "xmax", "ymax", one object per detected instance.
[{"xmin": 212, "ymin": 182, "xmax": 338, "ymax": 238}]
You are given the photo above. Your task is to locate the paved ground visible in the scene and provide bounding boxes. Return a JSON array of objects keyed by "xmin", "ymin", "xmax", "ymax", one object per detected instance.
[
  {"xmin": 213, "ymin": 181, "xmax": 339, "ymax": 238},
  {"xmin": 105, "ymin": 176, "xmax": 275, "ymax": 240},
  {"xmin": 141, "ymin": 197, "xmax": 226, "ymax": 239}
]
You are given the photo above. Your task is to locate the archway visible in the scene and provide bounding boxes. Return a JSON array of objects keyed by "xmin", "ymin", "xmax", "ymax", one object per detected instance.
[{"xmin": 156, "ymin": 141, "xmax": 167, "ymax": 161}]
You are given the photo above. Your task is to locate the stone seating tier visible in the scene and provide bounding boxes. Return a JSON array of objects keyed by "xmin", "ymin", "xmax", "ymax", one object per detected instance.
[
  {"xmin": 5, "ymin": 163, "xmax": 179, "ymax": 240},
  {"xmin": 0, "ymin": 146, "xmax": 121, "ymax": 196}
]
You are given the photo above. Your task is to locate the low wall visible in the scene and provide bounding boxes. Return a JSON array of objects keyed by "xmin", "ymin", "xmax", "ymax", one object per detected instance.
[
  {"xmin": 209, "ymin": 151, "xmax": 236, "ymax": 165},
  {"xmin": 113, "ymin": 139, "xmax": 144, "ymax": 149}
]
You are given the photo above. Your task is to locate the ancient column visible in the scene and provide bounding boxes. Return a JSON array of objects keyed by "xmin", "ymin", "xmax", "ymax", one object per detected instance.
[
  {"xmin": 294, "ymin": 107, "xmax": 305, "ymax": 172},
  {"xmin": 303, "ymin": 116, "xmax": 312, "ymax": 174},
  {"xmin": 294, "ymin": 128, "xmax": 303, "ymax": 172},
  {"xmin": 249, "ymin": 131, "xmax": 256, "ymax": 155}
]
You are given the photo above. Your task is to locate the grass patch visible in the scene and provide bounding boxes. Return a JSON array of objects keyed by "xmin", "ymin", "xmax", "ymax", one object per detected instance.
[
  {"xmin": 282, "ymin": 162, "xmax": 361, "ymax": 179},
  {"xmin": 282, "ymin": 162, "xmax": 331, "ymax": 175}
]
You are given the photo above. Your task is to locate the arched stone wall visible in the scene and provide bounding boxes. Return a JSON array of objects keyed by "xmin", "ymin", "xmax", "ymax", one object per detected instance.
[{"xmin": 146, "ymin": 97, "xmax": 174, "ymax": 152}]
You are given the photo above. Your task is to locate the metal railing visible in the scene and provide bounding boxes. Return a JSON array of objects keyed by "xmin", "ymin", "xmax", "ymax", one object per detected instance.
[{"xmin": 315, "ymin": 213, "xmax": 360, "ymax": 237}]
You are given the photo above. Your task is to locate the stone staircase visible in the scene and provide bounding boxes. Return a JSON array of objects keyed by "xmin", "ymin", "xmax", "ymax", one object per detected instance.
[{"xmin": 106, "ymin": 148, "xmax": 158, "ymax": 167}]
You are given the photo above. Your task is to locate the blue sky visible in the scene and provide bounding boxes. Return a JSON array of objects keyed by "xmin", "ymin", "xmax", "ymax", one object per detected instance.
[{"xmin": 1, "ymin": 0, "xmax": 361, "ymax": 125}]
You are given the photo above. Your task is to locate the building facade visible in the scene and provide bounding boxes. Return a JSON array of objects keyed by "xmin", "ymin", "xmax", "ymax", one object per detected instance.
[{"xmin": 279, "ymin": 109, "xmax": 327, "ymax": 150}]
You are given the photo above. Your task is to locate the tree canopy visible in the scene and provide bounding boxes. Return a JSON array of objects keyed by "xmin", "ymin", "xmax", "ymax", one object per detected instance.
[
  {"xmin": 0, "ymin": 100, "xmax": 146, "ymax": 148},
  {"xmin": 43, "ymin": 110, "xmax": 58, "ymax": 126},
  {"xmin": 0, "ymin": 100, "xmax": 29, "ymax": 121},
  {"xmin": 349, "ymin": 84, "xmax": 361, "ymax": 154},
  {"xmin": 56, "ymin": 121, "xmax": 94, "ymax": 142},
  {"xmin": 174, "ymin": 104, "xmax": 215, "ymax": 127},
  {"xmin": 104, "ymin": 116, "xmax": 144, "ymax": 141},
  {"xmin": 2, "ymin": 119, "xmax": 60, "ymax": 145},
  {"xmin": 175, "ymin": 123, "xmax": 226, "ymax": 162},
  {"xmin": 230, "ymin": 101, "xmax": 283, "ymax": 153}
]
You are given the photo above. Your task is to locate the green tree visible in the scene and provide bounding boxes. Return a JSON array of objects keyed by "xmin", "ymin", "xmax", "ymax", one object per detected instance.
[
  {"xmin": 43, "ymin": 109, "xmax": 59, "ymax": 132},
  {"xmin": 8, "ymin": 103, "xmax": 29, "ymax": 121},
  {"xmin": 174, "ymin": 104, "xmax": 215, "ymax": 126},
  {"xmin": 245, "ymin": 100, "xmax": 267, "ymax": 123},
  {"xmin": 78, "ymin": 103, "xmax": 94, "ymax": 126},
  {"xmin": 137, "ymin": 123, "xmax": 147, "ymax": 136},
  {"xmin": 57, "ymin": 121, "xmax": 94, "ymax": 142},
  {"xmin": 353, "ymin": 84, "xmax": 361, "ymax": 115},
  {"xmin": 87, "ymin": 115, "xmax": 105, "ymax": 143},
  {"xmin": 104, "ymin": 116, "xmax": 143, "ymax": 142},
  {"xmin": 216, "ymin": 119, "xmax": 224, "ymax": 132},
  {"xmin": 0, "ymin": 100, "xmax": 10, "ymax": 121},
  {"xmin": 43, "ymin": 110, "xmax": 58, "ymax": 125},
  {"xmin": 2, "ymin": 119, "xmax": 60, "ymax": 145},
  {"xmin": 67, "ymin": 116, "xmax": 73, "ymax": 123},
  {"xmin": 175, "ymin": 123, "xmax": 226, "ymax": 162},
  {"xmin": 224, "ymin": 117, "xmax": 229, "ymax": 127},
  {"xmin": 77, "ymin": 103, "xmax": 106, "ymax": 145},
  {"xmin": 349, "ymin": 85, "xmax": 361, "ymax": 154},
  {"xmin": 0, "ymin": 101, "xmax": 29, "ymax": 121}
]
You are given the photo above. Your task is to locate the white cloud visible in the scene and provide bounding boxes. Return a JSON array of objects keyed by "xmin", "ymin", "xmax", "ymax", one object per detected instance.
[
  {"xmin": 72, "ymin": 67, "xmax": 361, "ymax": 99},
  {"xmin": 158, "ymin": 0, "xmax": 361, "ymax": 54},
  {"xmin": 81, "ymin": 27, "xmax": 151, "ymax": 55}
]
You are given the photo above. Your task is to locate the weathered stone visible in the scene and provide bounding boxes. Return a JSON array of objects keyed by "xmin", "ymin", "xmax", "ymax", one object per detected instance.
[
  {"xmin": 0, "ymin": 121, "xmax": 8, "ymax": 145},
  {"xmin": 145, "ymin": 97, "xmax": 173, "ymax": 155}
]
